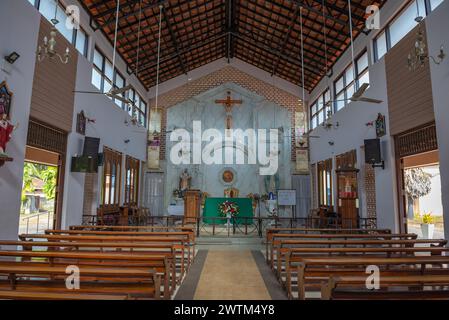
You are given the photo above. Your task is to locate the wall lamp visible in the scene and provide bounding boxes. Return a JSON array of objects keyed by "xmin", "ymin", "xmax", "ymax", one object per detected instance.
[{"xmin": 4, "ymin": 52, "xmax": 20, "ymax": 64}]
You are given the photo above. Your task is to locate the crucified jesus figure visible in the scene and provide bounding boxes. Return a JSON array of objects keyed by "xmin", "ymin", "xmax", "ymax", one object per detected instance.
[{"xmin": 215, "ymin": 91, "xmax": 242, "ymax": 130}]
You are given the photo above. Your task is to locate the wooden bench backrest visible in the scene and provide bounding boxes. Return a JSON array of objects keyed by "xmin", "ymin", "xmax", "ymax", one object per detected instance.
[
  {"xmin": 19, "ymin": 234, "xmax": 190, "ymax": 244},
  {"xmin": 322, "ymin": 275, "xmax": 449, "ymax": 300},
  {"xmin": 46, "ymin": 229, "xmax": 195, "ymax": 242}
]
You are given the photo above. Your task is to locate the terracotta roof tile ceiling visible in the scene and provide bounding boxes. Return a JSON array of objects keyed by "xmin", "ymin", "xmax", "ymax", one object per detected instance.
[{"xmin": 80, "ymin": 0, "xmax": 386, "ymax": 91}]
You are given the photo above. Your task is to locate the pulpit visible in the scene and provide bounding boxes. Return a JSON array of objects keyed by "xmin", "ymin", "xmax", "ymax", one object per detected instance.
[{"xmin": 184, "ymin": 190, "xmax": 201, "ymax": 224}]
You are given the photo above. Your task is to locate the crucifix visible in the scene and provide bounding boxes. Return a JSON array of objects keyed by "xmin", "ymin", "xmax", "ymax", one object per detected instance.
[{"xmin": 215, "ymin": 91, "xmax": 242, "ymax": 131}]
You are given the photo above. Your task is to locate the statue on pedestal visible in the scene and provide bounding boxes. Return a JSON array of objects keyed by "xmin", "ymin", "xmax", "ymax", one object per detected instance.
[{"xmin": 179, "ymin": 169, "xmax": 192, "ymax": 192}]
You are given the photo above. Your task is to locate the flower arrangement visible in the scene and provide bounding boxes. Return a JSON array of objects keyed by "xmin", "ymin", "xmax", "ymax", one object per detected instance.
[
  {"xmin": 219, "ymin": 201, "xmax": 240, "ymax": 217},
  {"xmin": 422, "ymin": 213, "xmax": 434, "ymax": 224}
]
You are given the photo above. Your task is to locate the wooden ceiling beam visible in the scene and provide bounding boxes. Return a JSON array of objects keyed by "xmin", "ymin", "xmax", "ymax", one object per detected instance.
[
  {"xmin": 271, "ymin": 5, "xmax": 300, "ymax": 76},
  {"xmin": 163, "ymin": 5, "xmax": 187, "ymax": 75}
]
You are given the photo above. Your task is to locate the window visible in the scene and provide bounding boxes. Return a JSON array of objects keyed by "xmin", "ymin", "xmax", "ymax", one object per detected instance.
[
  {"xmin": 373, "ymin": 0, "xmax": 442, "ymax": 62},
  {"xmin": 92, "ymin": 48, "xmax": 117, "ymax": 97},
  {"xmin": 389, "ymin": 1, "xmax": 424, "ymax": 48},
  {"xmin": 310, "ymin": 89, "xmax": 331, "ymax": 130},
  {"xmin": 318, "ymin": 159, "xmax": 333, "ymax": 208},
  {"xmin": 127, "ymin": 88, "xmax": 148, "ymax": 127},
  {"xmin": 333, "ymin": 51, "xmax": 370, "ymax": 111},
  {"xmin": 28, "ymin": 0, "xmax": 89, "ymax": 57},
  {"xmin": 125, "ymin": 156, "xmax": 140, "ymax": 206},
  {"xmin": 430, "ymin": 0, "xmax": 444, "ymax": 11},
  {"xmin": 101, "ymin": 147, "xmax": 122, "ymax": 208},
  {"xmin": 374, "ymin": 31, "xmax": 388, "ymax": 61}
]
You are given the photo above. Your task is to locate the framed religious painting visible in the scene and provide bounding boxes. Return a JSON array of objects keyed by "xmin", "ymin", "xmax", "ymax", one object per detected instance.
[
  {"xmin": 76, "ymin": 111, "xmax": 87, "ymax": 135},
  {"xmin": 0, "ymin": 81, "xmax": 13, "ymax": 119},
  {"xmin": 219, "ymin": 167, "xmax": 237, "ymax": 186}
]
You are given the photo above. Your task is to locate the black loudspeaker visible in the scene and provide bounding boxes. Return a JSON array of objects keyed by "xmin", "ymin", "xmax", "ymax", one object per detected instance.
[
  {"xmin": 83, "ymin": 137, "xmax": 100, "ymax": 158},
  {"xmin": 364, "ymin": 139, "xmax": 381, "ymax": 164}
]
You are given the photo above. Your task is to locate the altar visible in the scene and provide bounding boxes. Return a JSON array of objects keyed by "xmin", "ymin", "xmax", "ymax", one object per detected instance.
[{"xmin": 203, "ymin": 198, "xmax": 253, "ymax": 224}]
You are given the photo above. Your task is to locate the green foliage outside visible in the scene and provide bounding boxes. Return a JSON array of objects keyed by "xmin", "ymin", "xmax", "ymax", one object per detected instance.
[{"xmin": 21, "ymin": 162, "xmax": 57, "ymax": 204}]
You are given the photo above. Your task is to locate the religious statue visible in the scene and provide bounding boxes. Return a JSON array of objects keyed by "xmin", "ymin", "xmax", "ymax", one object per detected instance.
[
  {"xmin": 264, "ymin": 173, "xmax": 280, "ymax": 194},
  {"xmin": 215, "ymin": 91, "xmax": 242, "ymax": 131},
  {"xmin": 179, "ymin": 169, "xmax": 192, "ymax": 191},
  {"xmin": 0, "ymin": 113, "xmax": 18, "ymax": 157}
]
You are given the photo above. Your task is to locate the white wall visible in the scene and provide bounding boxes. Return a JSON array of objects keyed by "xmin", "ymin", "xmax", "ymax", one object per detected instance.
[
  {"xmin": 0, "ymin": 0, "xmax": 149, "ymax": 232},
  {"xmin": 426, "ymin": 0, "xmax": 449, "ymax": 240},
  {"xmin": 308, "ymin": 0, "xmax": 410, "ymax": 231},
  {"xmin": 61, "ymin": 55, "xmax": 148, "ymax": 228},
  {"xmin": 0, "ymin": 0, "xmax": 41, "ymax": 239}
]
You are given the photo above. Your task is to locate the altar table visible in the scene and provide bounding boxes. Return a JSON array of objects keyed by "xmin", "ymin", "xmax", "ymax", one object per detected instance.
[{"xmin": 203, "ymin": 198, "xmax": 253, "ymax": 224}]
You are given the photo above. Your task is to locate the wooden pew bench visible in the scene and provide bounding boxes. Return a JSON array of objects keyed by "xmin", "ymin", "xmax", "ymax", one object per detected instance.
[
  {"xmin": 295, "ymin": 255, "xmax": 449, "ymax": 300},
  {"xmin": 265, "ymin": 228, "xmax": 392, "ymax": 263},
  {"xmin": 282, "ymin": 239, "xmax": 449, "ymax": 297},
  {"xmin": 19, "ymin": 233, "xmax": 193, "ymax": 272},
  {"xmin": 0, "ymin": 262, "xmax": 161, "ymax": 300},
  {"xmin": 0, "ymin": 290, "xmax": 129, "ymax": 300},
  {"xmin": 276, "ymin": 238, "xmax": 448, "ymax": 279},
  {"xmin": 0, "ymin": 240, "xmax": 179, "ymax": 298},
  {"xmin": 0, "ymin": 249, "xmax": 171, "ymax": 299},
  {"xmin": 269, "ymin": 233, "xmax": 419, "ymax": 270},
  {"xmin": 0, "ymin": 240, "xmax": 186, "ymax": 280},
  {"xmin": 321, "ymin": 274, "xmax": 449, "ymax": 300}
]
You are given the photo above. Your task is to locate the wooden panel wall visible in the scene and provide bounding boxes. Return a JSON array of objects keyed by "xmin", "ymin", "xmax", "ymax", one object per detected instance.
[
  {"xmin": 385, "ymin": 24, "xmax": 434, "ymax": 136},
  {"xmin": 30, "ymin": 18, "xmax": 78, "ymax": 133}
]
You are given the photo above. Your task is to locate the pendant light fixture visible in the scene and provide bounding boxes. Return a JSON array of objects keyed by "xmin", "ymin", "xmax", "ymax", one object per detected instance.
[
  {"xmin": 149, "ymin": 5, "xmax": 164, "ymax": 136},
  {"xmin": 37, "ymin": 0, "xmax": 70, "ymax": 64}
]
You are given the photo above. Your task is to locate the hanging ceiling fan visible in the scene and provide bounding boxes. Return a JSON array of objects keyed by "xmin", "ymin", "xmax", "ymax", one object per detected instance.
[
  {"xmin": 323, "ymin": 1, "xmax": 382, "ymax": 109},
  {"xmin": 74, "ymin": 0, "xmax": 132, "ymax": 105},
  {"xmin": 325, "ymin": 83, "xmax": 383, "ymax": 107},
  {"xmin": 74, "ymin": 85, "xmax": 133, "ymax": 104}
]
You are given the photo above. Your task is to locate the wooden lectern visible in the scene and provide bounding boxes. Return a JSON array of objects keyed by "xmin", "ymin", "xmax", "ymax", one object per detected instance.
[{"xmin": 184, "ymin": 190, "xmax": 201, "ymax": 225}]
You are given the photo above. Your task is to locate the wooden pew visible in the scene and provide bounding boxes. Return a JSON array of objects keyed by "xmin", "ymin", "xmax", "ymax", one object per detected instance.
[
  {"xmin": 282, "ymin": 241, "xmax": 449, "ymax": 298},
  {"xmin": 0, "ymin": 262, "xmax": 161, "ymax": 300},
  {"xmin": 295, "ymin": 255, "xmax": 449, "ymax": 300},
  {"xmin": 265, "ymin": 228, "xmax": 392, "ymax": 262},
  {"xmin": 0, "ymin": 249, "xmax": 170, "ymax": 299},
  {"xmin": 45, "ymin": 229, "xmax": 195, "ymax": 261},
  {"xmin": 321, "ymin": 274, "xmax": 449, "ymax": 300},
  {"xmin": 0, "ymin": 240, "xmax": 184, "ymax": 276},
  {"xmin": 275, "ymin": 238, "xmax": 447, "ymax": 278},
  {"xmin": 46, "ymin": 229, "xmax": 196, "ymax": 244},
  {"xmin": 69, "ymin": 225, "xmax": 195, "ymax": 237},
  {"xmin": 4, "ymin": 239, "xmax": 181, "ymax": 297},
  {"xmin": 19, "ymin": 233, "xmax": 194, "ymax": 268},
  {"xmin": 0, "ymin": 291, "xmax": 129, "ymax": 300},
  {"xmin": 269, "ymin": 233, "xmax": 418, "ymax": 269}
]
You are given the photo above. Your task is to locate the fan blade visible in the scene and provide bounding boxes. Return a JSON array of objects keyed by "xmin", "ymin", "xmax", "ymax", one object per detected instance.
[
  {"xmin": 357, "ymin": 97, "xmax": 383, "ymax": 104},
  {"xmin": 352, "ymin": 83, "xmax": 369, "ymax": 99},
  {"xmin": 73, "ymin": 91, "xmax": 105, "ymax": 95},
  {"xmin": 109, "ymin": 84, "xmax": 133, "ymax": 95},
  {"xmin": 111, "ymin": 95, "xmax": 132, "ymax": 104}
]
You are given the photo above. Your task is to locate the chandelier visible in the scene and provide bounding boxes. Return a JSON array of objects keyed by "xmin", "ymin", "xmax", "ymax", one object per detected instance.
[
  {"xmin": 407, "ymin": 20, "xmax": 445, "ymax": 71},
  {"xmin": 37, "ymin": 1, "xmax": 70, "ymax": 64}
]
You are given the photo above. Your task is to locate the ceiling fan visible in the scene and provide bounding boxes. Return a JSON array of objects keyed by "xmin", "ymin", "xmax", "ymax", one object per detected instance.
[
  {"xmin": 74, "ymin": 85, "xmax": 133, "ymax": 104},
  {"xmin": 325, "ymin": 83, "xmax": 383, "ymax": 107},
  {"xmin": 74, "ymin": 0, "xmax": 132, "ymax": 105}
]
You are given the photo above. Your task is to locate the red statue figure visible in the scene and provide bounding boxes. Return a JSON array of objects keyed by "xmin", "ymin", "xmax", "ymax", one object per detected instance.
[{"xmin": 0, "ymin": 113, "xmax": 17, "ymax": 157}]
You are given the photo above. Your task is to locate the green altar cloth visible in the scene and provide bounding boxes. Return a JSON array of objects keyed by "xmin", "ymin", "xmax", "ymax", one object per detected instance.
[{"xmin": 203, "ymin": 198, "xmax": 254, "ymax": 224}]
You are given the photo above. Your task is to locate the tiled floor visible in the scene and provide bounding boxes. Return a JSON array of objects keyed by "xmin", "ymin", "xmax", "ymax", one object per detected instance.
[{"xmin": 193, "ymin": 250, "xmax": 271, "ymax": 300}]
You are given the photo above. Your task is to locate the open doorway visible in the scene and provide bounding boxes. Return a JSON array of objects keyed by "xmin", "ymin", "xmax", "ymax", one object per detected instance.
[
  {"xmin": 19, "ymin": 146, "xmax": 60, "ymax": 234},
  {"xmin": 403, "ymin": 150, "xmax": 444, "ymax": 239}
]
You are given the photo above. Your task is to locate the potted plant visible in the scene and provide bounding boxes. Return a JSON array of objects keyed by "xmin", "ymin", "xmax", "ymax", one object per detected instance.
[{"xmin": 421, "ymin": 213, "xmax": 435, "ymax": 239}]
